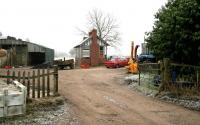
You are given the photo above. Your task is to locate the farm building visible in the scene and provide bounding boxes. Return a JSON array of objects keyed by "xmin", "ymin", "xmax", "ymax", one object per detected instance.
[
  {"xmin": 0, "ymin": 36, "xmax": 54, "ymax": 67},
  {"xmin": 74, "ymin": 29, "xmax": 109, "ymax": 67},
  {"xmin": 141, "ymin": 42, "xmax": 154, "ymax": 55}
]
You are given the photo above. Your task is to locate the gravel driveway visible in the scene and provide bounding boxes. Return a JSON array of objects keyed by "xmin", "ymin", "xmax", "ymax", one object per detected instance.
[
  {"xmin": 57, "ymin": 67, "xmax": 200, "ymax": 125},
  {"xmin": 1, "ymin": 67, "xmax": 200, "ymax": 125}
]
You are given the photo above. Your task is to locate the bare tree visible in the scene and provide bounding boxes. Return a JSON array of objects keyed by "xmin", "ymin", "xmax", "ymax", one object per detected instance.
[{"xmin": 78, "ymin": 9, "xmax": 121, "ymax": 47}]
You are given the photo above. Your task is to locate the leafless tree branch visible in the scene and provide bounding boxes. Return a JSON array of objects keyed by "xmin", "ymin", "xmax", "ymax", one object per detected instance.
[{"xmin": 78, "ymin": 9, "xmax": 121, "ymax": 47}]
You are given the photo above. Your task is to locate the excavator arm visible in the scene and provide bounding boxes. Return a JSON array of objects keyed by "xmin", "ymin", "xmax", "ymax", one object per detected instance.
[{"xmin": 127, "ymin": 41, "xmax": 139, "ymax": 74}]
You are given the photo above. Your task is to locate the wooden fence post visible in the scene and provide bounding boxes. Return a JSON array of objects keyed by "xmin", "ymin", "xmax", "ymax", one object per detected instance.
[
  {"xmin": 158, "ymin": 61, "xmax": 164, "ymax": 92},
  {"xmin": 22, "ymin": 71, "xmax": 25, "ymax": 85},
  {"xmin": 18, "ymin": 71, "xmax": 21, "ymax": 82},
  {"xmin": 138, "ymin": 69, "xmax": 140, "ymax": 86},
  {"xmin": 27, "ymin": 72, "xmax": 30, "ymax": 98},
  {"xmin": 47, "ymin": 68, "xmax": 50, "ymax": 96},
  {"xmin": 7, "ymin": 70, "xmax": 10, "ymax": 84},
  {"xmin": 42, "ymin": 69, "xmax": 45, "ymax": 97},
  {"xmin": 197, "ymin": 70, "xmax": 199, "ymax": 88},
  {"xmin": 32, "ymin": 70, "xmax": 35, "ymax": 98},
  {"xmin": 12, "ymin": 71, "xmax": 15, "ymax": 81},
  {"xmin": 3, "ymin": 89, "xmax": 8, "ymax": 117},
  {"xmin": 53, "ymin": 66, "xmax": 58, "ymax": 95},
  {"xmin": 37, "ymin": 69, "xmax": 40, "ymax": 98},
  {"xmin": 163, "ymin": 58, "xmax": 171, "ymax": 90}
]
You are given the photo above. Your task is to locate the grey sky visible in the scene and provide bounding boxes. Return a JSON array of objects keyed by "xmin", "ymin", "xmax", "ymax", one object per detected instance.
[{"xmin": 0, "ymin": 0, "xmax": 167, "ymax": 56}]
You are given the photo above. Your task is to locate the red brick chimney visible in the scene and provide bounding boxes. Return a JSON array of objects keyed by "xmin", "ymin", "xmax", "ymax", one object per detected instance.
[{"xmin": 90, "ymin": 29, "xmax": 100, "ymax": 66}]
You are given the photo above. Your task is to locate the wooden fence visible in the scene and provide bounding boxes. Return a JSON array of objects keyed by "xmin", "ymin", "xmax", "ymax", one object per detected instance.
[
  {"xmin": 159, "ymin": 58, "xmax": 200, "ymax": 94},
  {"xmin": 138, "ymin": 58, "xmax": 200, "ymax": 95},
  {"xmin": 138, "ymin": 63, "xmax": 160, "ymax": 86},
  {"xmin": 0, "ymin": 66, "xmax": 58, "ymax": 98}
]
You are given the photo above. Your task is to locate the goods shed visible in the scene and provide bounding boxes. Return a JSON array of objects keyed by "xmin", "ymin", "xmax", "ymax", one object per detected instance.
[{"xmin": 0, "ymin": 36, "xmax": 54, "ymax": 66}]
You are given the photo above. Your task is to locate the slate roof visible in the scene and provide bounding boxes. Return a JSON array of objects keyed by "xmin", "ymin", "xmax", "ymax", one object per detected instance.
[{"xmin": 74, "ymin": 36, "xmax": 109, "ymax": 48}]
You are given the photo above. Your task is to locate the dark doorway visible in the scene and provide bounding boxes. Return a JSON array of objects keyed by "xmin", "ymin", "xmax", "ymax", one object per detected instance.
[{"xmin": 28, "ymin": 52, "xmax": 45, "ymax": 65}]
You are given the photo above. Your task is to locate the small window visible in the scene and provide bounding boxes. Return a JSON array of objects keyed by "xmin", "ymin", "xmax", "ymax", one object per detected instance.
[
  {"xmin": 82, "ymin": 49, "xmax": 90, "ymax": 57},
  {"xmin": 100, "ymin": 46, "xmax": 104, "ymax": 51}
]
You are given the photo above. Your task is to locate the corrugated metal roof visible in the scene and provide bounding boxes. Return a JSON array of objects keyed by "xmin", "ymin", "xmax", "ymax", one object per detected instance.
[
  {"xmin": 0, "ymin": 36, "xmax": 53, "ymax": 50},
  {"xmin": 0, "ymin": 36, "xmax": 7, "ymax": 39}
]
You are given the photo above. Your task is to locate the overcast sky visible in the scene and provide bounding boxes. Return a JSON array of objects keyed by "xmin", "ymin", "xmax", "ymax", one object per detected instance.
[{"xmin": 0, "ymin": 0, "xmax": 167, "ymax": 56}]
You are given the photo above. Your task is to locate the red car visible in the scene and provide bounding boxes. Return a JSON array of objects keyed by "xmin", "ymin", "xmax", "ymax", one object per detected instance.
[
  {"xmin": 4, "ymin": 65, "xmax": 13, "ymax": 69},
  {"xmin": 104, "ymin": 57, "xmax": 129, "ymax": 68}
]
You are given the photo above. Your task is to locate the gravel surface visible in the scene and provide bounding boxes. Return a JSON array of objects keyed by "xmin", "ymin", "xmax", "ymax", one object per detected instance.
[
  {"xmin": 124, "ymin": 74, "xmax": 200, "ymax": 111},
  {"xmin": 59, "ymin": 67, "xmax": 200, "ymax": 125},
  {"xmin": 0, "ymin": 97, "xmax": 80, "ymax": 125},
  {"xmin": 158, "ymin": 93, "xmax": 200, "ymax": 111},
  {"xmin": 1, "ymin": 67, "xmax": 200, "ymax": 125}
]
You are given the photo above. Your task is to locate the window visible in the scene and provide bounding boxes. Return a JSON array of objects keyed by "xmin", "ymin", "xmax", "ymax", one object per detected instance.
[
  {"xmin": 100, "ymin": 46, "xmax": 104, "ymax": 56},
  {"xmin": 100, "ymin": 46, "xmax": 104, "ymax": 51},
  {"xmin": 82, "ymin": 49, "xmax": 90, "ymax": 57}
]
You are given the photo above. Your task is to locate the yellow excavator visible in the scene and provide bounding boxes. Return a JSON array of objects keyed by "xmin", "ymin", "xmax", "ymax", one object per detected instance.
[{"xmin": 127, "ymin": 41, "xmax": 139, "ymax": 74}]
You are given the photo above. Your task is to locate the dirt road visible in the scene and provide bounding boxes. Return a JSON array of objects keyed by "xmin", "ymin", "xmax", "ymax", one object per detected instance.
[{"xmin": 58, "ymin": 67, "xmax": 200, "ymax": 125}]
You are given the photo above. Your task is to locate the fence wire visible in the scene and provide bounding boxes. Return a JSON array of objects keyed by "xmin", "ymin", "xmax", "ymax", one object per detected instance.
[
  {"xmin": 139, "ymin": 63, "xmax": 160, "ymax": 88},
  {"xmin": 168, "ymin": 63, "xmax": 200, "ymax": 95}
]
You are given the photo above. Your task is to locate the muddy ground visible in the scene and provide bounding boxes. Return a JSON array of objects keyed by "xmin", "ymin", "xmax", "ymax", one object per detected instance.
[
  {"xmin": 1, "ymin": 67, "xmax": 200, "ymax": 125},
  {"xmin": 58, "ymin": 67, "xmax": 200, "ymax": 125}
]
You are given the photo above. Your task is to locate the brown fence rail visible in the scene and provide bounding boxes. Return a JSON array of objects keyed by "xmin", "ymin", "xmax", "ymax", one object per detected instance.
[
  {"xmin": 138, "ymin": 59, "xmax": 200, "ymax": 95},
  {"xmin": 158, "ymin": 58, "xmax": 200, "ymax": 95},
  {"xmin": 138, "ymin": 63, "xmax": 160, "ymax": 86},
  {"xmin": 0, "ymin": 66, "xmax": 58, "ymax": 98},
  {"xmin": 170, "ymin": 63, "xmax": 200, "ymax": 88}
]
